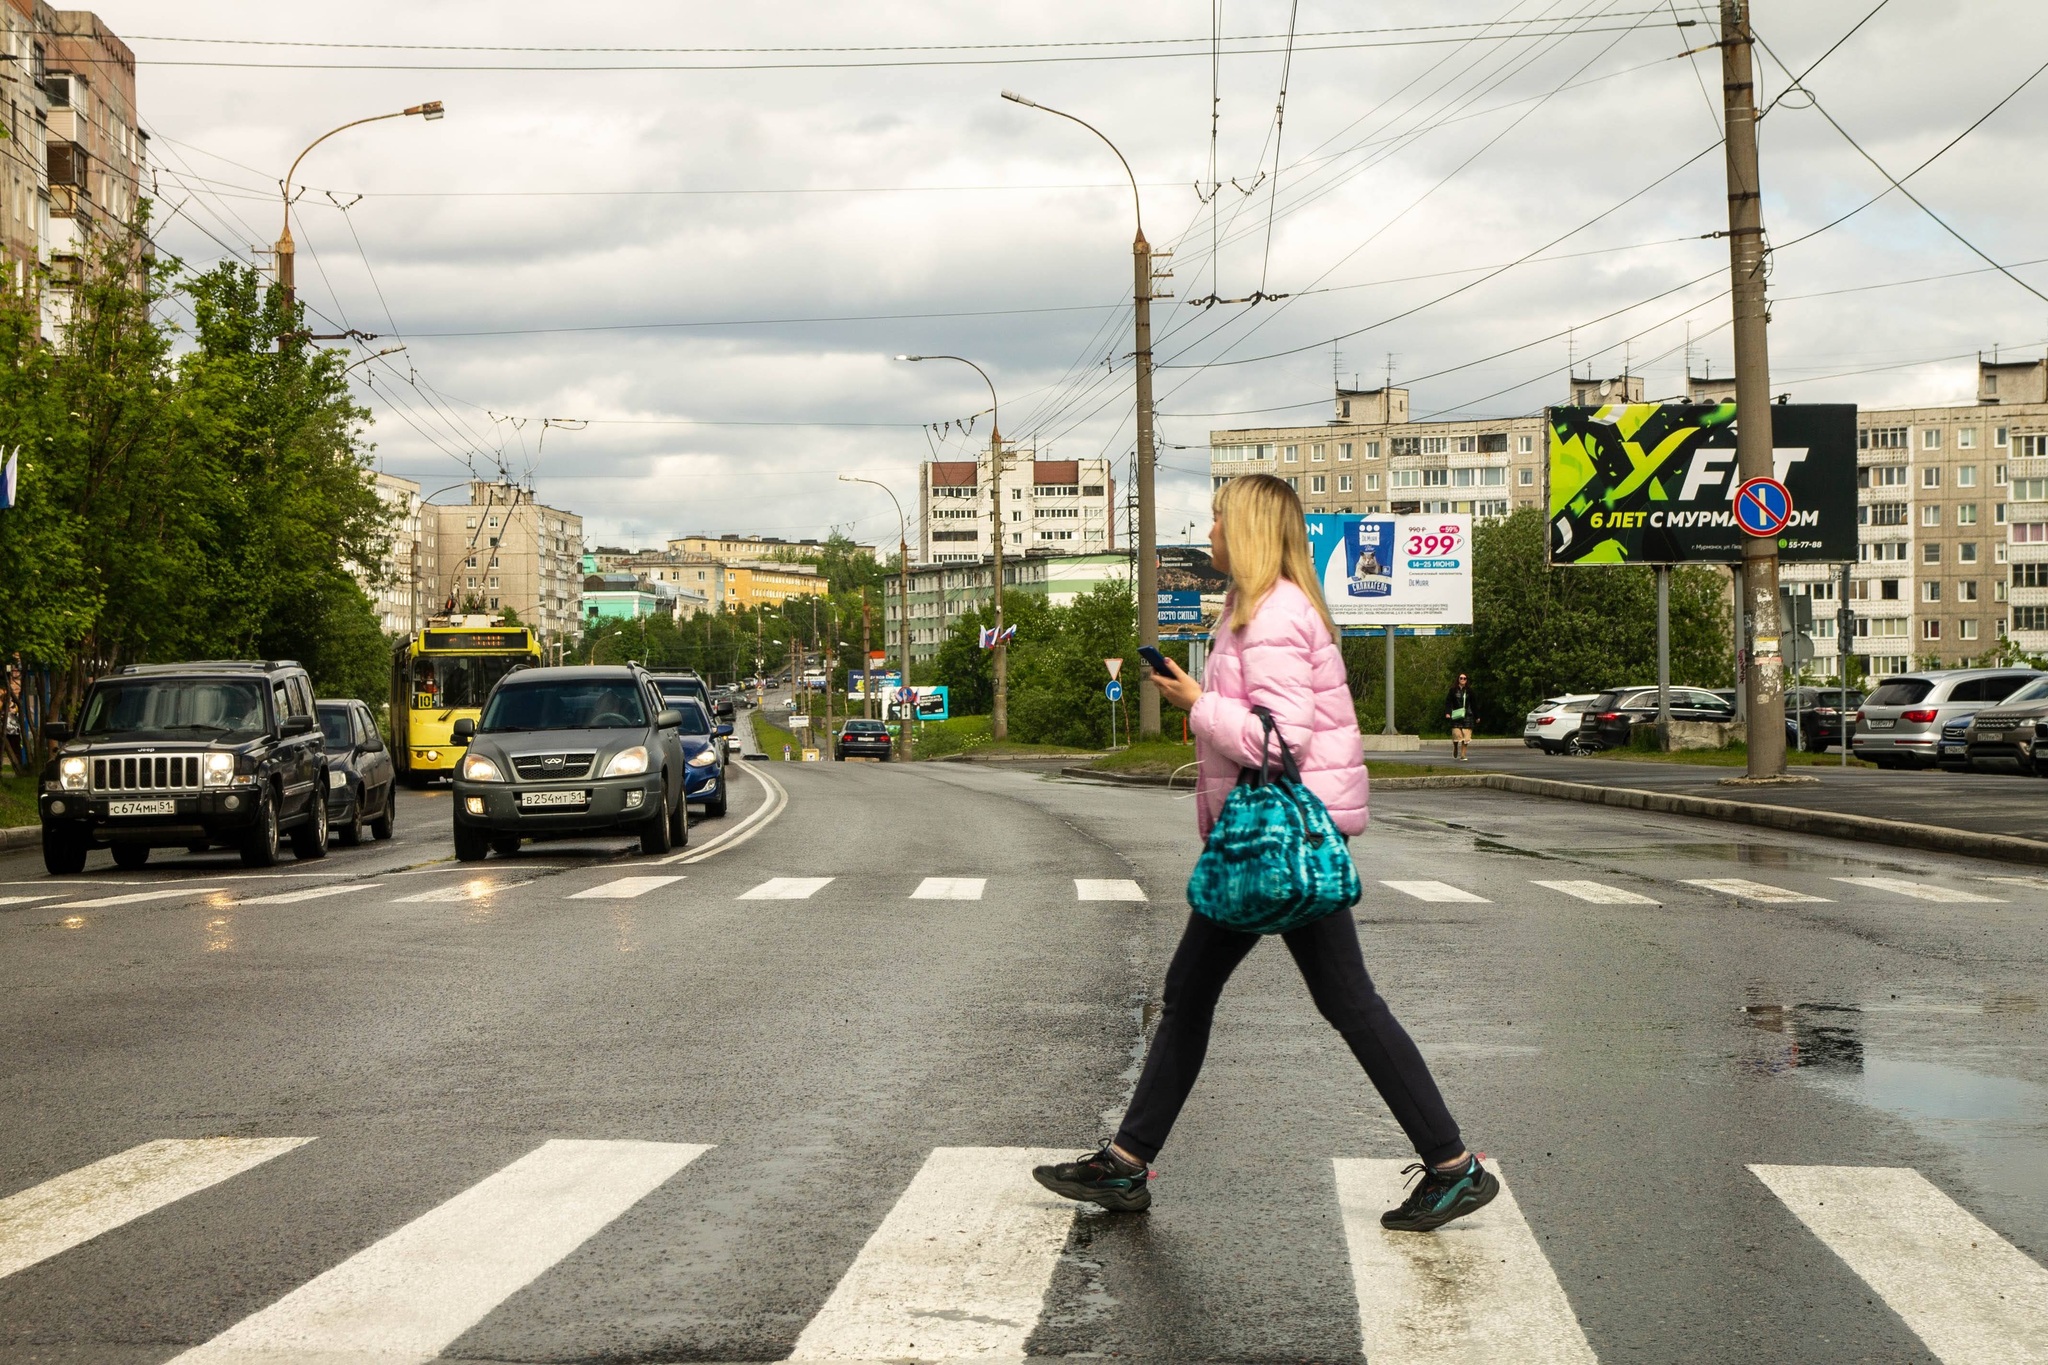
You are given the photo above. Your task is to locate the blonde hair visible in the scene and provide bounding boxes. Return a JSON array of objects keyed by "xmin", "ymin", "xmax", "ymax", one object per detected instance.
[{"xmin": 1214, "ymin": 474, "xmax": 1339, "ymax": 639}]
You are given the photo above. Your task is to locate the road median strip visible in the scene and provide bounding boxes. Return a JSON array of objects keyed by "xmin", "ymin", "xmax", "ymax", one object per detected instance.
[{"xmin": 1059, "ymin": 767, "xmax": 2048, "ymax": 866}]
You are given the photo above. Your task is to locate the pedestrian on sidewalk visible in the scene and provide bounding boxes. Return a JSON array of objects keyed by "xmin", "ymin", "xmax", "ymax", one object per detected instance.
[
  {"xmin": 1034, "ymin": 473, "xmax": 1495, "ymax": 1233},
  {"xmin": 1443, "ymin": 673, "xmax": 1476, "ymax": 761}
]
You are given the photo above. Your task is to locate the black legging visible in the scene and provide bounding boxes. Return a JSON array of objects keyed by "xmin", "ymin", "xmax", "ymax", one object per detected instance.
[{"xmin": 1114, "ymin": 908, "xmax": 1466, "ymax": 1166}]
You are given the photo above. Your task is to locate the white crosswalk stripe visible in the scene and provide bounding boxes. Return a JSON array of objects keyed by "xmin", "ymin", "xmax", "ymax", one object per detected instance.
[
  {"xmin": 1381, "ymin": 880, "xmax": 1490, "ymax": 904},
  {"xmin": 1680, "ymin": 877, "xmax": 1830, "ymax": 903},
  {"xmin": 788, "ymin": 1146, "xmax": 1073, "ymax": 1361},
  {"xmin": 0, "ymin": 894, "xmax": 62, "ymax": 907},
  {"xmin": 49, "ymin": 886, "xmax": 227, "ymax": 910},
  {"xmin": 168, "ymin": 1139, "xmax": 707, "ymax": 1365},
  {"xmin": 231, "ymin": 884, "xmax": 375, "ymax": 906},
  {"xmin": 1335, "ymin": 1158, "xmax": 1595, "ymax": 1364},
  {"xmin": 740, "ymin": 877, "xmax": 835, "ymax": 900},
  {"xmin": 569, "ymin": 875, "xmax": 685, "ymax": 900},
  {"xmin": 393, "ymin": 879, "xmax": 534, "ymax": 903},
  {"xmin": 1751, "ymin": 1164, "xmax": 2048, "ymax": 1364},
  {"xmin": 1531, "ymin": 879, "xmax": 1660, "ymax": 905},
  {"xmin": 910, "ymin": 877, "xmax": 985, "ymax": 900},
  {"xmin": 1075, "ymin": 878, "xmax": 1146, "ymax": 901},
  {"xmin": 0, "ymin": 1138, "xmax": 312, "ymax": 1282},
  {"xmin": 1831, "ymin": 876, "xmax": 2005, "ymax": 904}
]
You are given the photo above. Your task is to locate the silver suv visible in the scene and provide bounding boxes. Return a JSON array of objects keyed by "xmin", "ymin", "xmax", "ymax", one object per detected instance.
[{"xmin": 1851, "ymin": 668, "xmax": 2042, "ymax": 769}]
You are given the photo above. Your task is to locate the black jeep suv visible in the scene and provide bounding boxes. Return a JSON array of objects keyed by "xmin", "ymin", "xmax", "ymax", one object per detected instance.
[{"xmin": 39, "ymin": 660, "xmax": 331, "ymax": 874}]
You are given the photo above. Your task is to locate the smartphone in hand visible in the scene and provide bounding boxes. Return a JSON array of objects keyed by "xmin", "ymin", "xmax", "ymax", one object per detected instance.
[{"xmin": 1137, "ymin": 645, "xmax": 1171, "ymax": 675}]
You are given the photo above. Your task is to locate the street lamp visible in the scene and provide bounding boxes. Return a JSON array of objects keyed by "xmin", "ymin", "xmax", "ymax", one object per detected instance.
[
  {"xmin": 1002, "ymin": 90, "xmax": 1161, "ymax": 738},
  {"xmin": 275, "ymin": 101, "xmax": 445, "ymax": 309},
  {"xmin": 896, "ymin": 352, "xmax": 1015, "ymax": 740},
  {"xmin": 841, "ymin": 474, "xmax": 916, "ymax": 759}
]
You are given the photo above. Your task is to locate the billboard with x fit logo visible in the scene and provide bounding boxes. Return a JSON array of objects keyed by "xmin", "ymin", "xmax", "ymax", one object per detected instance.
[{"xmin": 1546, "ymin": 402, "xmax": 1857, "ymax": 565}]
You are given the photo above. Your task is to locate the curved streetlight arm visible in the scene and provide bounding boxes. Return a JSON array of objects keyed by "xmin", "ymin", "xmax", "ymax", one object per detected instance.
[
  {"xmin": 1000, "ymin": 91, "xmax": 1143, "ymax": 243},
  {"xmin": 280, "ymin": 101, "xmax": 445, "ymax": 239},
  {"xmin": 894, "ymin": 353, "xmax": 999, "ymax": 440},
  {"xmin": 837, "ymin": 474, "xmax": 907, "ymax": 545}
]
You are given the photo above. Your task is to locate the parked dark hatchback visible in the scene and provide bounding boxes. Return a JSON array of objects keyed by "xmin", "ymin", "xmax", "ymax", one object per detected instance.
[
  {"xmin": 836, "ymin": 719, "xmax": 893, "ymax": 760},
  {"xmin": 449, "ymin": 665, "xmax": 689, "ymax": 860},
  {"xmin": 1577, "ymin": 687, "xmax": 1735, "ymax": 750},
  {"xmin": 39, "ymin": 660, "xmax": 330, "ymax": 873},
  {"xmin": 318, "ymin": 699, "xmax": 397, "ymax": 845},
  {"xmin": 1784, "ymin": 687, "xmax": 1864, "ymax": 752}
]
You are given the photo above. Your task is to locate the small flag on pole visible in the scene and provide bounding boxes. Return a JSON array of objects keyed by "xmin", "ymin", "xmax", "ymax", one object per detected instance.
[
  {"xmin": 0, "ymin": 447, "xmax": 16, "ymax": 511},
  {"xmin": 978, "ymin": 625, "xmax": 997, "ymax": 648},
  {"xmin": 998, "ymin": 624, "xmax": 1016, "ymax": 643}
]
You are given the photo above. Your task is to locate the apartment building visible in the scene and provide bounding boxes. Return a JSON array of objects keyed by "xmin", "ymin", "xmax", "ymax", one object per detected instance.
[
  {"xmin": 918, "ymin": 454, "xmax": 1116, "ymax": 564},
  {"xmin": 1207, "ymin": 383, "xmax": 1559, "ymax": 521},
  {"xmin": 589, "ymin": 546, "xmax": 726, "ymax": 607},
  {"xmin": 719, "ymin": 561, "xmax": 824, "ymax": 612},
  {"xmin": 883, "ymin": 551, "xmax": 1130, "ymax": 665},
  {"xmin": 432, "ymin": 482, "xmax": 584, "ymax": 641},
  {"xmin": 352, "ymin": 472, "xmax": 438, "ymax": 635},
  {"xmin": 41, "ymin": 9, "xmax": 139, "ymax": 332},
  {"xmin": 667, "ymin": 533, "xmax": 876, "ymax": 563},
  {"xmin": 0, "ymin": 3, "xmax": 51, "ymax": 289}
]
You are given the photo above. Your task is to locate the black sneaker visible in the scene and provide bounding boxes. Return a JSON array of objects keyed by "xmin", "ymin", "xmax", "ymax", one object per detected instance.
[
  {"xmin": 1380, "ymin": 1155, "xmax": 1498, "ymax": 1232},
  {"xmin": 1033, "ymin": 1145, "xmax": 1152, "ymax": 1212}
]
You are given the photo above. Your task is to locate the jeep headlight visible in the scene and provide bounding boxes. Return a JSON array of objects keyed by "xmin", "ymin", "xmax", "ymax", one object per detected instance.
[
  {"xmin": 460, "ymin": 752, "xmax": 504, "ymax": 782},
  {"xmin": 687, "ymin": 749, "xmax": 717, "ymax": 768},
  {"xmin": 601, "ymin": 745, "xmax": 649, "ymax": 778},
  {"xmin": 59, "ymin": 756, "xmax": 86, "ymax": 790},
  {"xmin": 328, "ymin": 769, "xmax": 348, "ymax": 788},
  {"xmin": 203, "ymin": 752, "xmax": 237, "ymax": 787}
]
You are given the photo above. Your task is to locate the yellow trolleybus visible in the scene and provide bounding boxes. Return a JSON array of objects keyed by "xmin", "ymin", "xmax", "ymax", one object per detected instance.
[{"xmin": 390, "ymin": 623, "xmax": 541, "ymax": 785}]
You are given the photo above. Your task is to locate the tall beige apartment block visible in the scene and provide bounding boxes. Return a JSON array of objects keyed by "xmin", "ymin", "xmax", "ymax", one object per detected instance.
[{"xmin": 434, "ymin": 482, "xmax": 584, "ymax": 641}]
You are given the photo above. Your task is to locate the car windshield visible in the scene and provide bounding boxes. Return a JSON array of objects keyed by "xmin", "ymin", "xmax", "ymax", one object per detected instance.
[
  {"xmin": 1866, "ymin": 680, "xmax": 1934, "ymax": 706},
  {"xmin": 79, "ymin": 679, "xmax": 268, "ymax": 741},
  {"xmin": 317, "ymin": 708, "xmax": 354, "ymax": 749},
  {"xmin": 412, "ymin": 653, "xmax": 529, "ymax": 710},
  {"xmin": 2001, "ymin": 676, "xmax": 2048, "ymax": 704},
  {"xmin": 479, "ymin": 680, "xmax": 648, "ymax": 732},
  {"xmin": 671, "ymin": 702, "xmax": 710, "ymax": 735}
]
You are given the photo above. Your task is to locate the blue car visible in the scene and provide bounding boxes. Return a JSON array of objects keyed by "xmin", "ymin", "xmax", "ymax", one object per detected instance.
[
  {"xmin": 664, "ymin": 694, "xmax": 731, "ymax": 817},
  {"xmin": 1937, "ymin": 716, "xmax": 1974, "ymax": 771}
]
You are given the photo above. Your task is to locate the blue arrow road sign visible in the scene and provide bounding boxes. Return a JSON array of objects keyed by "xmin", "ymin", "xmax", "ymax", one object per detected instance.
[
  {"xmin": 1734, "ymin": 476, "xmax": 1793, "ymax": 537},
  {"xmin": 1105, "ymin": 681, "xmax": 1123, "ymax": 702}
]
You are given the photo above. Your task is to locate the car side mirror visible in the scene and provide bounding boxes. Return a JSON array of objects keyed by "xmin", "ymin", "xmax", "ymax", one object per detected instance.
[
  {"xmin": 280, "ymin": 715, "xmax": 316, "ymax": 738},
  {"xmin": 42, "ymin": 720, "xmax": 72, "ymax": 743},
  {"xmin": 715, "ymin": 722, "xmax": 733, "ymax": 737},
  {"xmin": 656, "ymin": 708, "xmax": 682, "ymax": 729},
  {"xmin": 451, "ymin": 718, "xmax": 476, "ymax": 744}
]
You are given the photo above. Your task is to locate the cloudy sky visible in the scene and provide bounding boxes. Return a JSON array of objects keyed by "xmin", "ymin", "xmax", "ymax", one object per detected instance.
[{"xmin": 110, "ymin": 1, "xmax": 2048, "ymax": 551}]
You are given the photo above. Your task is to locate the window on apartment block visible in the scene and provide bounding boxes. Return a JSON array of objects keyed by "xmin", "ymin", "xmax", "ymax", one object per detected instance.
[
  {"xmin": 1961, "ymin": 619, "xmax": 1980, "ymax": 640},
  {"xmin": 1921, "ymin": 505, "xmax": 1941, "ymax": 527},
  {"xmin": 1517, "ymin": 434, "xmax": 1534, "ymax": 455},
  {"xmin": 1519, "ymin": 467, "xmax": 1534, "ymax": 485},
  {"xmin": 2016, "ymin": 606, "xmax": 2048, "ymax": 631},
  {"xmin": 1923, "ymin": 543, "xmax": 1941, "ymax": 564},
  {"xmin": 1923, "ymin": 581, "xmax": 1941, "ymax": 603},
  {"xmin": 1365, "ymin": 441, "xmax": 1382, "ymax": 459},
  {"xmin": 1366, "ymin": 473, "xmax": 1381, "ymax": 490},
  {"xmin": 1922, "ymin": 619, "xmax": 1942, "ymax": 640},
  {"xmin": 1338, "ymin": 474, "xmax": 1353, "ymax": 493},
  {"xmin": 1421, "ymin": 468, "xmax": 1449, "ymax": 487},
  {"xmin": 1310, "ymin": 474, "xmax": 1327, "ymax": 493},
  {"xmin": 1390, "ymin": 469, "xmax": 1420, "ymax": 488},
  {"xmin": 1858, "ymin": 502, "xmax": 1907, "ymax": 526},
  {"xmin": 1959, "ymin": 428, "xmax": 1977, "ymax": 449},
  {"xmin": 2023, "ymin": 435, "xmax": 2048, "ymax": 458},
  {"xmin": 1922, "ymin": 429, "xmax": 1942, "ymax": 451},
  {"xmin": 1284, "ymin": 445, "xmax": 1299, "ymax": 463},
  {"xmin": 1960, "ymin": 580, "xmax": 1979, "ymax": 602},
  {"xmin": 2014, "ymin": 522, "xmax": 2048, "ymax": 543},
  {"xmin": 2014, "ymin": 477, "xmax": 2048, "ymax": 502},
  {"xmin": 1338, "ymin": 442, "xmax": 1353, "ymax": 461},
  {"xmin": 1921, "ymin": 465, "xmax": 1941, "ymax": 487},
  {"xmin": 1421, "ymin": 436, "xmax": 1449, "ymax": 455},
  {"xmin": 1311, "ymin": 444, "xmax": 1326, "ymax": 462},
  {"xmin": 1958, "ymin": 504, "xmax": 1978, "ymax": 525},
  {"xmin": 1860, "ymin": 542, "xmax": 1908, "ymax": 562},
  {"xmin": 1454, "ymin": 435, "xmax": 1477, "ymax": 454},
  {"xmin": 1286, "ymin": 476, "xmax": 1298, "ymax": 491},
  {"xmin": 1859, "ymin": 426, "xmax": 1908, "ymax": 450}
]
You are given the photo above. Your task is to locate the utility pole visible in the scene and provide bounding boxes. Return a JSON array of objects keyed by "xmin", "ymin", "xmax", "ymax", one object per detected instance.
[
  {"xmin": 1134, "ymin": 228, "xmax": 1163, "ymax": 739},
  {"xmin": 989, "ymin": 417, "xmax": 1010, "ymax": 741},
  {"xmin": 899, "ymin": 534, "xmax": 912, "ymax": 759},
  {"xmin": 861, "ymin": 588, "xmax": 874, "ymax": 720},
  {"xmin": 1722, "ymin": 0, "xmax": 1786, "ymax": 778}
]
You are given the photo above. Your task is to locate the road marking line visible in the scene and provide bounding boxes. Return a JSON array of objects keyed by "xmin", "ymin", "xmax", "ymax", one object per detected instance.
[
  {"xmin": 0, "ymin": 1137, "xmax": 313, "ymax": 1281},
  {"xmin": 1981, "ymin": 875, "xmax": 2048, "ymax": 890},
  {"xmin": 1831, "ymin": 876, "xmax": 2005, "ymax": 904},
  {"xmin": 1531, "ymin": 879, "xmax": 1660, "ymax": 905},
  {"xmin": 1750, "ymin": 1164, "xmax": 2048, "ymax": 1364},
  {"xmin": 910, "ymin": 877, "xmax": 985, "ymax": 900},
  {"xmin": 739, "ymin": 876, "xmax": 834, "ymax": 900},
  {"xmin": 1334, "ymin": 1158, "xmax": 1594, "ymax": 1364},
  {"xmin": 168, "ymin": 1139, "xmax": 707, "ymax": 1365},
  {"xmin": 569, "ymin": 875, "xmax": 686, "ymax": 900},
  {"xmin": 666, "ymin": 760, "xmax": 789, "ymax": 865},
  {"xmin": 0, "ymin": 894, "xmax": 63, "ymax": 907},
  {"xmin": 230, "ymin": 884, "xmax": 376, "ymax": 906},
  {"xmin": 1074, "ymin": 878, "xmax": 1146, "ymax": 901},
  {"xmin": 48, "ymin": 887, "xmax": 228, "ymax": 909},
  {"xmin": 1381, "ymin": 880, "xmax": 1491, "ymax": 904},
  {"xmin": 392, "ymin": 879, "xmax": 533, "ymax": 903},
  {"xmin": 787, "ymin": 1146, "xmax": 1073, "ymax": 1361},
  {"xmin": 1681, "ymin": 877, "xmax": 1829, "ymax": 903}
]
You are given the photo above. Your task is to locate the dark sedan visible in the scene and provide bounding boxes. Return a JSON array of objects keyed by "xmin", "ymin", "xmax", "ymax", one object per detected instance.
[
  {"xmin": 1784, "ymin": 687, "xmax": 1863, "ymax": 753},
  {"xmin": 1578, "ymin": 686, "xmax": 1735, "ymax": 750},
  {"xmin": 317, "ymin": 699, "xmax": 396, "ymax": 846},
  {"xmin": 836, "ymin": 719, "xmax": 894, "ymax": 760}
]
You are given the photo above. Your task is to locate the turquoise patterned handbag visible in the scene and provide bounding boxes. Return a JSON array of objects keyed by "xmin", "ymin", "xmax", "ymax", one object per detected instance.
[{"xmin": 1186, "ymin": 707, "xmax": 1362, "ymax": 934}]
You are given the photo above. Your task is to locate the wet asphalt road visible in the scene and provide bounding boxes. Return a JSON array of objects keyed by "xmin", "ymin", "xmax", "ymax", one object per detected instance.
[{"xmin": 1, "ymin": 751, "xmax": 2045, "ymax": 1362}]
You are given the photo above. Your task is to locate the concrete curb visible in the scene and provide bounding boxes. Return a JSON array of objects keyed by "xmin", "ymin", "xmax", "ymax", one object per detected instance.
[
  {"xmin": 1056, "ymin": 767, "xmax": 2048, "ymax": 865},
  {"xmin": 0, "ymin": 824, "xmax": 38, "ymax": 851}
]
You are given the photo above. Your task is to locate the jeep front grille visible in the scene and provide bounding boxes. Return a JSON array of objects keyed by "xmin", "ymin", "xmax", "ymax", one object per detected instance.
[
  {"xmin": 512, "ymin": 752, "xmax": 595, "ymax": 780},
  {"xmin": 95, "ymin": 755, "xmax": 202, "ymax": 792}
]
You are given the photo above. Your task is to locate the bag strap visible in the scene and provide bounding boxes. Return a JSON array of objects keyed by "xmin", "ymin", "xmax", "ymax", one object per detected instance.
[{"xmin": 1249, "ymin": 705, "xmax": 1304, "ymax": 785}]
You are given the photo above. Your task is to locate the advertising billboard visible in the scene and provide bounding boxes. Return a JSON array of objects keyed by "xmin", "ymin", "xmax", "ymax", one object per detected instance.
[
  {"xmin": 1305, "ymin": 513, "xmax": 1473, "ymax": 626},
  {"xmin": 1546, "ymin": 402, "xmax": 1857, "ymax": 565}
]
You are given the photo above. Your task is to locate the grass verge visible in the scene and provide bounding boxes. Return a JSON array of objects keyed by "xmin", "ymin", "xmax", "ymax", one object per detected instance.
[
  {"xmin": 1586, "ymin": 743, "xmax": 1873, "ymax": 769},
  {"xmin": 912, "ymin": 715, "xmax": 1097, "ymax": 761},
  {"xmin": 1, "ymin": 769, "xmax": 37, "ymax": 829},
  {"xmin": 752, "ymin": 715, "xmax": 810, "ymax": 760}
]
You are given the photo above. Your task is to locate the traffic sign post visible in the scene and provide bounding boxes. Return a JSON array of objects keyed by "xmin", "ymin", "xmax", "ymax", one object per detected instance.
[
  {"xmin": 1734, "ymin": 476, "xmax": 1794, "ymax": 538},
  {"xmin": 1106, "ymin": 679, "xmax": 1123, "ymax": 748}
]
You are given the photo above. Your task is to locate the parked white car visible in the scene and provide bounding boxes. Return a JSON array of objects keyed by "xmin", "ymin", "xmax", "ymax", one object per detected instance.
[{"xmin": 1523, "ymin": 694, "xmax": 1600, "ymax": 754}]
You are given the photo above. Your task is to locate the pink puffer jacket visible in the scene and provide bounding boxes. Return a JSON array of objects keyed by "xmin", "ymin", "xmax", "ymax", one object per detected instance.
[{"xmin": 1187, "ymin": 576, "xmax": 1369, "ymax": 838}]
